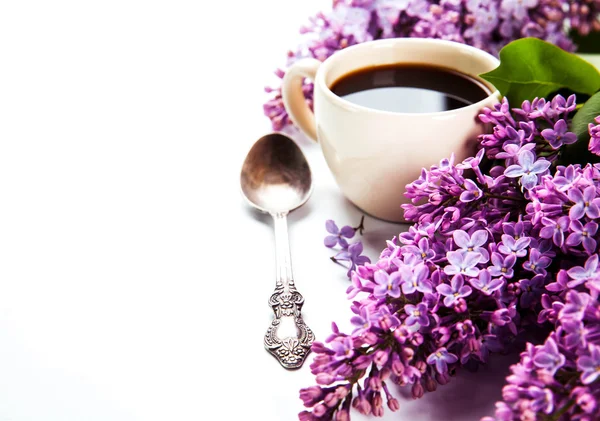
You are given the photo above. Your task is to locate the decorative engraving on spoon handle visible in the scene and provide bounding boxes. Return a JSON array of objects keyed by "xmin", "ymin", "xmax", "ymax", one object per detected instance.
[{"xmin": 264, "ymin": 212, "xmax": 314, "ymax": 369}]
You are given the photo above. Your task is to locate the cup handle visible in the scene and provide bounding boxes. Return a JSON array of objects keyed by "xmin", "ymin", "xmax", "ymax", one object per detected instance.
[{"xmin": 282, "ymin": 58, "xmax": 321, "ymax": 142}]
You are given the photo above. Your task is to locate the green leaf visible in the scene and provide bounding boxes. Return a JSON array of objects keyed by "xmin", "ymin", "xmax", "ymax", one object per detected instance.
[
  {"xmin": 571, "ymin": 92, "xmax": 600, "ymax": 141},
  {"xmin": 480, "ymin": 38, "xmax": 600, "ymax": 105},
  {"xmin": 561, "ymin": 92, "xmax": 600, "ymax": 166}
]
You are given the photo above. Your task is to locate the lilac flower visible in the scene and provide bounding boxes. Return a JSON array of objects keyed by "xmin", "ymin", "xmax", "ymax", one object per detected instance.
[
  {"xmin": 489, "ymin": 252, "xmax": 516, "ymax": 278},
  {"xmin": 456, "ymin": 148, "xmax": 485, "ymax": 171},
  {"xmin": 299, "ymin": 386, "xmax": 323, "ymax": 407},
  {"xmin": 265, "ymin": 0, "xmax": 592, "ymax": 131},
  {"xmin": 566, "ymin": 220, "xmax": 598, "ymax": 254},
  {"xmin": 568, "ymin": 185, "xmax": 600, "ymax": 220},
  {"xmin": 567, "ymin": 255, "xmax": 599, "ymax": 288},
  {"xmin": 327, "ymin": 5, "xmax": 372, "ymax": 43},
  {"xmin": 504, "ymin": 150, "xmax": 550, "ymax": 190},
  {"xmin": 490, "ymin": 307, "xmax": 517, "ymax": 334},
  {"xmin": 570, "ymin": 0, "xmax": 600, "ymax": 36},
  {"xmin": 539, "ymin": 216, "xmax": 569, "ymax": 247},
  {"xmin": 324, "ymin": 220, "xmax": 355, "ymax": 248},
  {"xmin": 460, "ymin": 179, "xmax": 483, "ymax": 203},
  {"xmin": 578, "ymin": 345, "xmax": 600, "ymax": 385},
  {"xmin": 560, "ymin": 291, "xmax": 591, "ymax": 320},
  {"xmin": 500, "ymin": 0, "xmax": 537, "ymax": 20},
  {"xmin": 538, "ymin": 294, "xmax": 564, "ymax": 324},
  {"xmin": 334, "ymin": 242, "xmax": 371, "ymax": 277},
  {"xmin": 550, "ymin": 94, "xmax": 577, "ymax": 114},
  {"xmin": 527, "ymin": 386, "xmax": 554, "ymax": 414},
  {"xmin": 589, "ymin": 116, "xmax": 600, "ymax": 155},
  {"xmin": 522, "ymin": 248, "xmax": 551, "ymax": 275},
  {"xmin": 400, "ymin": 263, "xmax": 433, "ymax": 295},
  {"xmin": 350, "ymin": 305, "xmax": 372, "ymax": 333},
  {"xmin": 346, "ymin": 272, "xmax": 364, "ymax": 299},
  {"xmin": 532, "ymin": 337, "xmax": 565, "ymax": 376},
  {"xmin": 518, "ymin": 274, "xmax": 545, "ymax": 308},
  {"xmin": 331, "ymin": 337, "xmax": 355, "ymax": 361},
  {"xmin": 470, "ymin": 270, "xmax": 504, "ymax": 295},
  {"xmin": 402, "ymin": 237, "xmax": 435, "ymax": 261},
  {"xmin": 377, "ymin": 305, "xmax": 400, "ymax": 331},
  {"xmin": 426, "ymin": 348, "xmax": 458, "ymax": 374},
  {"xmin": 562, "ymin": 319, "xmax": 586, "ymax": 350},
  {"xmin": 373, "ymin": 270, "xmax": 402, "ymax": 299},
  {"xmin": 496, "ymin": 142, "xmax": 535, "ymax": 161},
  {"xmin": 464, "ymin": 6, "xmax": 499, "ymax": 38},
  {"xmin": 444, "ymin": 251, "xmax": 480, "ymax": 277},
  {"xmin": 374, "ymin": 0, "xmax": 410, "ymax": 37},
  {"xmin": 553, "ymin": 165, "xmax": 581, "ymax": 191},
  {"xmin": 406, "ymin": 0, "xmax": 429, "ymax": 17},
  {"xmin": 301, "ymin": 95, "xmax": 600, "ymax": 420},
  {"xmin": 404, "ymin": 303, "xmax": 429, "ymax": 327},
  {"xmin": 498, "ymin": 234, "xmax": 530, "ymax": 257},
  {"xmin": 452, "ymin": 229, "xmax": 489, "ymax": 262},
  {"xmin": 540, "ymin": 119, "xmax": 577, "ymax": 148},
  {"xmin": 546, "ymin": 269, "xmax": 569, "ymax": 293},
  {"xmin": 436, "ymin": 274, "xmax": 473, "ymax": 307},
  {"xmin": 502, "ymin": 220, "xmax": 531, "ymax": 240}
]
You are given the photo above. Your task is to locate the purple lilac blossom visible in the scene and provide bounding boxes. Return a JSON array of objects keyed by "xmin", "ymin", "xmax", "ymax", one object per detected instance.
[
  {"xmin": 489, "ymin": 252, "xmax": 516, "ymax": 278},
  {"xmin": 492, "ymin": 268, "xmax": 600, "ymax": 420},
  {"xmin": 436, "ymin": 274, "xmax": 473, "ymax": 306},
  {"xmin": 304, "ymin": 95, "xmax": 600, "ymax": 420},
  {"xmin": 578, "ymin": 345, "xmax": 600, "ymax": 385},
  {"xmin": 566, "ymin": 220, "xmax": 598, "ymax": 254},
  {"xmin": 399, "ymin": 263, "xmax": 433, "ymax": 294},
  {"xmin": 470, "ymin": 269, "xmax": 504, "ymax": 295},
  {"xmin": 453, "ymin": 229, "xmax": 489, "ymax": 261},
  {"xmin": 460, "ymin": 179, "xmax": 483, "ymax": 202},
  {"xmin": 590, "ymin": 116, "xmax": 600, "ymax": 155},
  {"xmin": 404, "ymin": 302, "xmax": 430, "ymax": 327},
  {"xmin": 264, "ymin": 0, "xmax": 594, "ymax": 130},
  {"xmin": 426, "ymin": 348, "xmax": 458, "ymax": 374},
  {"xmin": 540, "ymin": 119, "xmax": 577, "ymax": 149},
  {"xmin": 539, "ymin": 216, "xmax": 569, "ymax": 247},
  {"xmin": 324, "ymin": 219, "xmax": 355, "ymax": 248},
  {"xmin": 333, "ymin": 242, "xmax": 371, "ymax": 277},
  {"xmin": 504, "ymin": 149, "xmax": 551, "ymax": 190},
  {"xmin": 373, "ymin": 270, "xmax": 402, "ymax": 298},
  {"xmin": 444, "ymin": 251, "xmax": 481, "ymax": 277},
  {"xmin": 522, "ymin": 248, "xmax": 551, "ymax": 275},
  {"xmin": 567, "ymin": 254, "xmax": 599, "ymax": 288},
  {"xmin": 568, "ymin": 185, "xmax": 600, "ymax": 220},
  {"xmin": 402, "ymin": 236, "xmax": 436, "ymax": 261}
]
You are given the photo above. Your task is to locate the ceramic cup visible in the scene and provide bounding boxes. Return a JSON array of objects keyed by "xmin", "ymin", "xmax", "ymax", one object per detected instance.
[{"xmin": 281, "ymin": 38, "xmax": 500, "ymax": 222}]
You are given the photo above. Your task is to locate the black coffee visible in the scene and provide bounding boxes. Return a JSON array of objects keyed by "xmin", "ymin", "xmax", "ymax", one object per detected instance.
[{"xmin": 330, "ymin": 64, "xmax": 490, "ymax": 113}]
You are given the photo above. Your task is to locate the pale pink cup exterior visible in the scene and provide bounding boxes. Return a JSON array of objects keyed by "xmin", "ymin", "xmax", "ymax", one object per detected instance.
[{"xmin": 282, "ymin": 38, "xmax": 500, "ymax": 222}]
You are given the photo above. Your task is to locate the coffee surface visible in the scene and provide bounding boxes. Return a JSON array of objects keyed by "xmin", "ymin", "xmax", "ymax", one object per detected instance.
[{"xmin": 330, "ymin": 64, "xmax": 490, "ymax": 113}]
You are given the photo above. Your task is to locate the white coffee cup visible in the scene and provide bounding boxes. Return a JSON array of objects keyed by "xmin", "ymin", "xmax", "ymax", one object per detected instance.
[{"xmin": 282, "ymin": 38, "xmax": 500, "ymax": 222}]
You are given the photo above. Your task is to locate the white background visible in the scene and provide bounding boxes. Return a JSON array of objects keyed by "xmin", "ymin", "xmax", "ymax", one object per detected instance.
[{"xmin": 0, "ymin": 1, "xmax": 518, "ymax": 420}]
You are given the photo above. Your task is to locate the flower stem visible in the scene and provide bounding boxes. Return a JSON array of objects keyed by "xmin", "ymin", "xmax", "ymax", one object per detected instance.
[
  {"xmin": 547, "ymin": 398, "xmax": 575, "ymax": 421},
  {"xmin": 354, "ymin": 215, "xmax": 366, "ymax": 235}
]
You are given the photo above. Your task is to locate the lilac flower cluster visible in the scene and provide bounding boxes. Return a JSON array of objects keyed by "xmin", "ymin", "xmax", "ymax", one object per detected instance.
[
  {"xmin": 590, "ymin": 116, "xmax": 600, "ymax": 155},
  {"xmin": 298, "ymin": 94, "xmax": 600, "ymax": 420},
  {"xmin": 486, "ymin": 255, "xmax": 600, "ymax": 420},
  {"xmin": 264, "ymin": 0, "xmax": 600, "ymax": 131},
  {"xmin": 325, "ymin": 217, "xmax": 371, "ymax": 276}
]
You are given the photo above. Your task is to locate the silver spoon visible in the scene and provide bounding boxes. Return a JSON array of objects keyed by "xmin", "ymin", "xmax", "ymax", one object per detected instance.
[{"xmin": 240, "ymin": 133, "xmax": 315, "ymax": 369}]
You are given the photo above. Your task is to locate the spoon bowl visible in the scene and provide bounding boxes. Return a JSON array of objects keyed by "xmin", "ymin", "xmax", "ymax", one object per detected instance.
[
  {"xmin": 240, "ymin": 133, "xmax": 312, "ymax": 214},
  {"xmin": 240, "ymin": 133, "xmax": 315, "ymax": 370}
]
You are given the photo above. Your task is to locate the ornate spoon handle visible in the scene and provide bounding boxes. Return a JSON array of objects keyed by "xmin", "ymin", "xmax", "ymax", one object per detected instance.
[{"xmin": 264, "ymin": 212, "xmax": 314, "ymax": 369}]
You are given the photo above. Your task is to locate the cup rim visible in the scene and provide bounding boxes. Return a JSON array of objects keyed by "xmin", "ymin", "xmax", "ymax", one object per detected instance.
[{"xmin": 315, "ymin": 38, "xmax": 501, "ymax": 117}]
